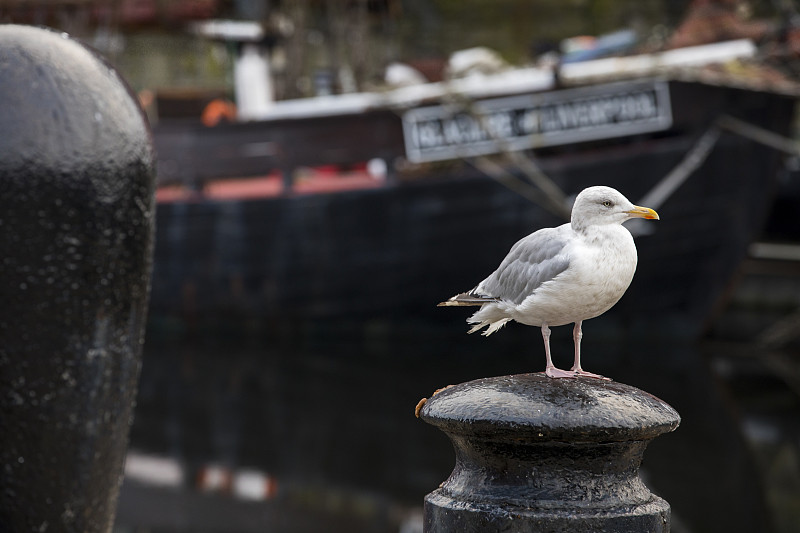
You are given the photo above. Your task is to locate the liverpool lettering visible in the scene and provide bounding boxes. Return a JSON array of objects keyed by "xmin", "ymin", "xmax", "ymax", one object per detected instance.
[{"xmin": 403, "ymin": 80, "xmax": 671, "ymax": 163}]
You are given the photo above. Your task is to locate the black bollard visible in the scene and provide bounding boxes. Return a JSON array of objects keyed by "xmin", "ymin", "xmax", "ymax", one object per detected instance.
[
  {"xmin": 418, "ymin": 374, "xmax": 680, "ymax": 532},
  {"xmin": 0, "ymin": 25, "xmax": 155, "ymax": 532}
]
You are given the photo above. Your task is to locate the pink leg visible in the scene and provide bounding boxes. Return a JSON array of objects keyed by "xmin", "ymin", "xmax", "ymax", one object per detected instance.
[
  {"xmin": 570, "ymin": 321, "xmax": 610, "ymax": 380},
  {"xmin": 543, "ymin": 324, "xmax": 575, "ymax": 378}
]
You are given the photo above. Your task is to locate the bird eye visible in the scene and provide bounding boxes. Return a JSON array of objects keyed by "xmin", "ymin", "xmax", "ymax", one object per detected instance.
[{"xmin": 602, "ymin": 200, "xmax": 613, "ymax": 207}]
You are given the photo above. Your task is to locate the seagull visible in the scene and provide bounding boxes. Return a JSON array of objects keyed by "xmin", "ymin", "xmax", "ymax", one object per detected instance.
[{"xmin": 439, "ymin": 186, "xmax": 659, "ymax": 379}]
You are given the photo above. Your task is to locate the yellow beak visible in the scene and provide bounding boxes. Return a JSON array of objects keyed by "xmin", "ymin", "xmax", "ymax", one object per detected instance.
[{"xmin": 626, "ymin": 205, "xmax": 660, "ymax": 220}]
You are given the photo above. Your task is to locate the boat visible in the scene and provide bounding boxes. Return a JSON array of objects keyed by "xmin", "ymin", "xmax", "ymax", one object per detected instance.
[
  {"xmin": 147, "ymin": 38, "xmax": 799, "ymax": 341},
  {"xmin": 132, "ymin": 18, "xmax": 800, "ymax": 533}
]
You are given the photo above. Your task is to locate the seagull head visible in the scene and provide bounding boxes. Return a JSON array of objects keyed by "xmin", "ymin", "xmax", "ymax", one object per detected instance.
[{"xmin": 571, "ymin": 186, "xmax": 659, "ymax": 232}]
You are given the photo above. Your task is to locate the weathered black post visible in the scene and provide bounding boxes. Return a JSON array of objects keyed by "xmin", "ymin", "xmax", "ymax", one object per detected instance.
[
  {"xmin": 0, "ymin": 25, "xmax": 155, "ymax": 532},
  {"xmin": 418, "ymin": 374, "xmax": 680, "ymax": 532}
]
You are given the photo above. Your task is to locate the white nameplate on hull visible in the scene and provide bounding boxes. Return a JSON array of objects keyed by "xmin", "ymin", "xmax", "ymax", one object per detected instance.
[{"xmin": 402, "ymin": 79, "xmax": 672, "ymax": 163}]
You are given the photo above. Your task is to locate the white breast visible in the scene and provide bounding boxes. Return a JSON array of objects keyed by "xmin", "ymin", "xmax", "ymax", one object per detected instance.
[{"xmin": 511, "ymin": 225, "xmax": 638, "ymax": 327}]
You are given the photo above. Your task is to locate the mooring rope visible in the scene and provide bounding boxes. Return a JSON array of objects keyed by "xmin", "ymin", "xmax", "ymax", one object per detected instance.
[
  {"xmin": 717, "ymin": 114, "xmax": 800, "ymax": 156},
  {"xmin": 634, "ymin": 113, "xmax": 800, "ymax": 218},
  {"xmin": 439, "ymin": 90, "xmax": 572, "ymax": 220},
  {"xmin": 637, "ymin": 125, "xmax": 722, "ymax": 211}
]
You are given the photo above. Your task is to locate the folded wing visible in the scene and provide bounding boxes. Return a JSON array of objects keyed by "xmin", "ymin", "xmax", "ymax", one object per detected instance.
[{"xmin": 439, "ymin": 226, "xmax": 571, "ymax": 306}]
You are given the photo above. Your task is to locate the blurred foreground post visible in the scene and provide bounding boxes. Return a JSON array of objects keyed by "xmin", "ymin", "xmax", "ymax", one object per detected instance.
[
  {"xmin": 418, "ymin": 374, "xmax": 680, "ymax": 532},
  {"xmin": 0, "ymin": 25, "xmax": 155, "ymax": 532}
]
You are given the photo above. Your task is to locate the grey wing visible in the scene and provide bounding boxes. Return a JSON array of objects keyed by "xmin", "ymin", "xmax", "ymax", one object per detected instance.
[{"xmin": 472, "ymin": 227, "xmax": 571, "ymax": 304}]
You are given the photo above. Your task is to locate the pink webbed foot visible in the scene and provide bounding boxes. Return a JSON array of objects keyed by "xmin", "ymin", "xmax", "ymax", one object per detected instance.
[
  {"xmin": 545, "ymin": 367, "xmax": 577, "ymax": 378},
  {"xmin": 572, "ymin": 368, "xmax": 611, "ymax": 380}
]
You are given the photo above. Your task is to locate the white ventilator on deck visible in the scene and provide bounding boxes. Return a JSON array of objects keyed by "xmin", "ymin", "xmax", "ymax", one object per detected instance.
[
  {"xmin": 193, "ymin": 19, "xmax": 274, "ymax": 120},
  {"xmin": 234, "ymin": 43, "xmax": 274, "ymax": 120}
]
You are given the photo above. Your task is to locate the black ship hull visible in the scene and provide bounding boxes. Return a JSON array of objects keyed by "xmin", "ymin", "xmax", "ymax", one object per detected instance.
[{"xmin": 149, "ymin": 80, "xmax": 796, "ymax": 340}]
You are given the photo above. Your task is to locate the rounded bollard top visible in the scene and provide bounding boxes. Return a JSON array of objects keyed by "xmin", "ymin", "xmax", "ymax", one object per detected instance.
[
  {"xmin": 419, "ymin": 373, "xmax": 680, "ymax": 443},
  {"xmin": 0, "ymin": 24, "xmax": 152, "ymax": 175}
]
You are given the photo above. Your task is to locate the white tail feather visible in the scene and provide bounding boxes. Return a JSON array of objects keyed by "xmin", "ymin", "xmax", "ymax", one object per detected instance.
[
  {"xmin": 466, "ymin": 302, "xmax": 513, "ymax": 336},
  {"xmin": 467, "ymin": 318, "xmax": 511, "ymax": 336}
]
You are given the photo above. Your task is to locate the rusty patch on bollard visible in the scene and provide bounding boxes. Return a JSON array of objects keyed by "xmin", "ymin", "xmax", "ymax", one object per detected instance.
[{"xmin": 416, "ymin": 384, "xmax": 456, "ymax": 418}]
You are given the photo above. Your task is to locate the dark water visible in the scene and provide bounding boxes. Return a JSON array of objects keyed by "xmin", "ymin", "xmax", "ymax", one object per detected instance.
[{"xmin": 113, "ymin": 312, "xmax": 799, "ymax": 533}]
